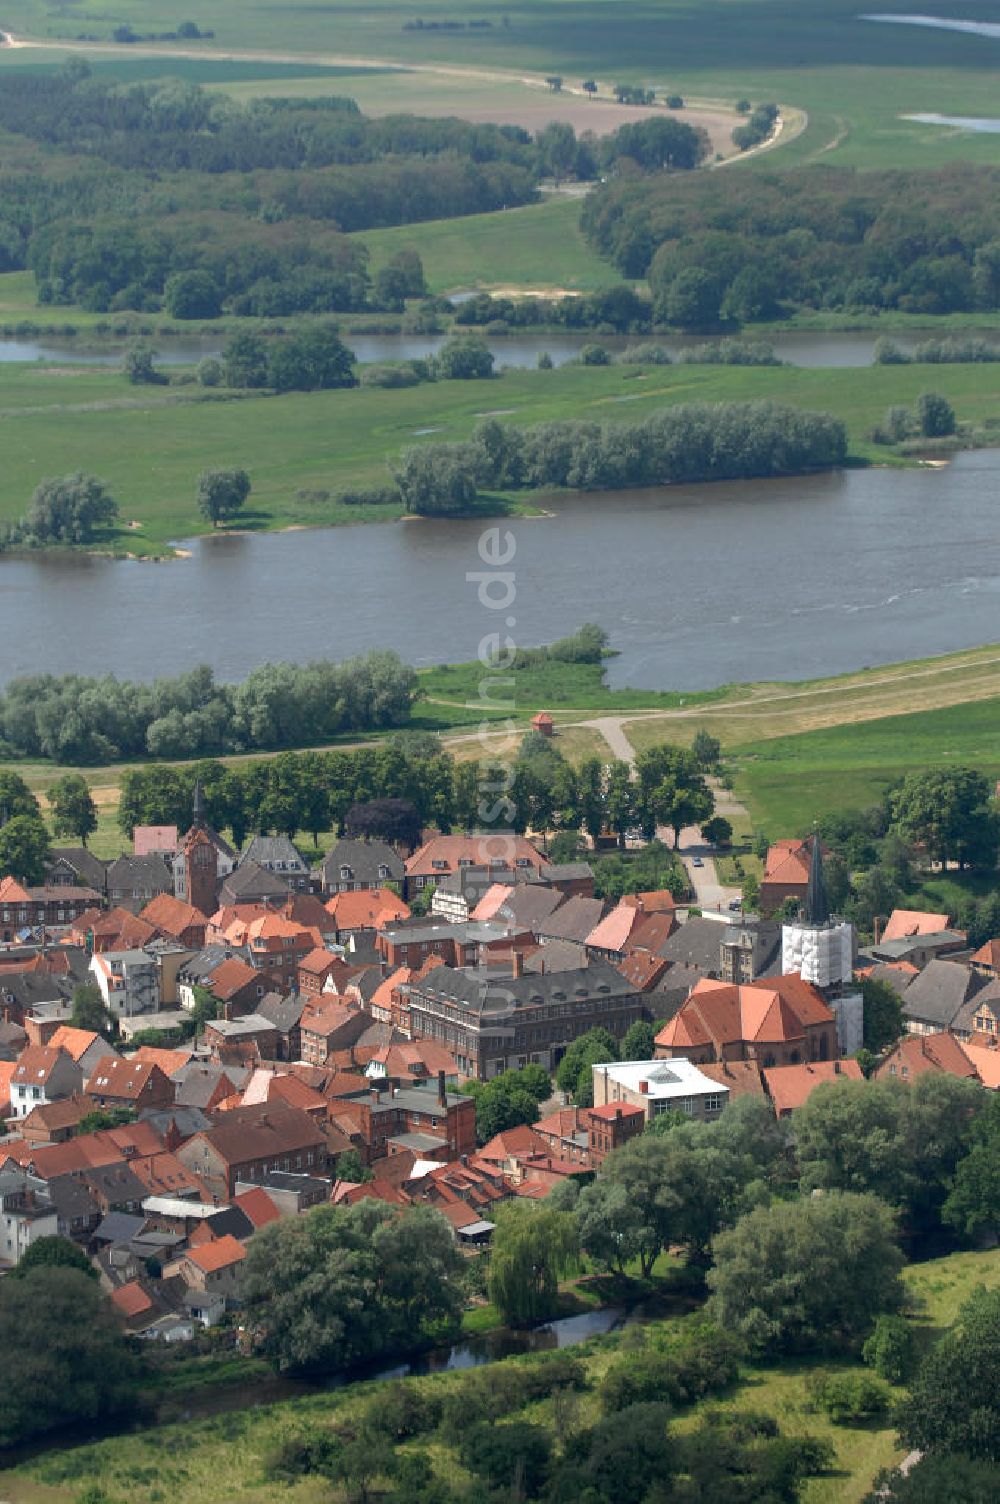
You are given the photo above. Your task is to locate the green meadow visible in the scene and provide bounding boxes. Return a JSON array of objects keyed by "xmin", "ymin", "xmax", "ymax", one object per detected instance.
[
  {"xmin": 1, "ymin": 356, "xmax": 999, "ymax": 554},
  {"xmin": 3, "ymin": 0, "xmax": 1000, "ymax": 170},
  {"xmin": 4, "ymin": 1246, "xmax": 996, "ymax": 1504}
]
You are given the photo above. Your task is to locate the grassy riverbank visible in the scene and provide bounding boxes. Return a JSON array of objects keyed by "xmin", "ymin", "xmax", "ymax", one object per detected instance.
[
  {"xmin": 1, "ymin": 358, "xmax": 999, "ymax": 555},
  {"xmin": 7, "ymin": 641, "xmax": 1000, "ymax": 860},
  {"xmin": 3, "ymin": 1247, "xmax": 995, "ymax": 1504}
]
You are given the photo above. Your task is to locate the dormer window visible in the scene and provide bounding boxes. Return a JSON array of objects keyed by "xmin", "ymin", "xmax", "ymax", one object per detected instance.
[
  {"xmin": 340, "ymin": 865, "xmax": 353, "ymax": 881},
  {"xmin": 378, "ymin": 865, "xmax": 390, "ymax": 880}
]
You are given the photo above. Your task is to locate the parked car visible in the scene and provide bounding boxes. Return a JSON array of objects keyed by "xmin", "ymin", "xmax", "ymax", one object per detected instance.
[
  {"xmin": 728, "ymin": 898, "xmax": 742, "ymax": 912},
  {"xmin": 691, "ymin": 856, "xmax": 704, "ymax": 868}
]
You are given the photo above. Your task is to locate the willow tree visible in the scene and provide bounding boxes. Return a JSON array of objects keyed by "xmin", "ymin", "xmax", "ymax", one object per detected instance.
[{"xmin": 487, "ymin": 1204, "xmax": 578, "ymax": 1327}]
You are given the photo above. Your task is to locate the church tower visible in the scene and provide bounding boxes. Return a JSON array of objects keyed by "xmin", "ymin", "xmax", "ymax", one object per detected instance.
[
  {"xmin": 781, "ymin": 835, "xmax": 863, "ymax": 1053},
  {"xmin": 174, "ymin": 781, "xmax": 235, "ymax": 916}
]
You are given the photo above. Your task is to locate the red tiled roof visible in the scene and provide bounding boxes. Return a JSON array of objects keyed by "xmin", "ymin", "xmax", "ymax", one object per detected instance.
[
  {"xmin": 85, "ymin": 1055, "xmax": 167, "ymax": 1101},
  {"xmin": 140, "ymin": 893, "xmax": 205, "ymax": 937},
  {"xmin": 0, "ymin": 1060, "xmax": 15, "ymax": 1113},
  {"xmin": 112, "ymin": 1280, "xmax": 154, "ymax": 1318},
  {"xmin": 586, "ymin": 901, "xmax": 641, "ymax": 954},
  {"xmin": 325, "ymin": 889, "xmax": 411, "ymax": 931},
  {"xmin": 656, "ymin": 974, "xmax": 834, "ymax": 1053},
  {"xmin": 763, "ymin": 1059, "xmax": 862, "ymax": 1114},
  {"xmin": 882, "ymin": 908, "xmax": 952, "ymax": 941},
  {"xmin": 971, "ymin": 938, "xmax": 1000, "ymax": 970},
  {"xmin": 47, "ymin": 1027, "xmax": 101, "ymax": 1062},
  {"xmin": 959, "ymin": 1040, "xmax": 1000, "ymax": 1089},
  {"xmin": 405, "ymin": 834, "xmax": 546, "ymax": 880},
  {"xmin": 186, "ymin": 1234, "xmax": 247, "ymax": 1272},
  {"xmin": 471, "ymin": 884, "xmax": 513, "ymax": 922},
  {"xmin": 876, "ymin": 1031, "xmax": 980, "ymax": 1083},
  {"xmin": 763, "ymin": 838, "xmax": 813, "ymax": 886},
  {"xmin": 622, "ymin": 889, "xmax": 678, "ymax": 913},
  {"xmin": 130, "ymin": 1046, "xmax": 193, "ymax": 1077},
  {"xmin": 206, "ymin": 956, "xmax": 259, "ymax": 1000},
  {"xmin": 12, "ymin": 1045, "xmax": 73, "ymax": 1087},
  {"xmin": 232, "ymin": 1187, "xmax": 281, "ymax": 1228},
  {"xmin": 133, "ymin": 825, "xmax": 178, "ymax": 856},
  {"xmin": 478, "ymin": 1125, "xmax": 549, "ymax": 1161},
  {"xmin": 588, "ymin": 1101, "xmax": 645, "ymax": 1121}
]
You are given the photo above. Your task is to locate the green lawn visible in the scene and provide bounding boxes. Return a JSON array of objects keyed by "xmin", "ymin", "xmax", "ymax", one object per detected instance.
[
  {"xmin": 2, "ymin": 358, "xmax": 999, "ymax": 554},
  {"xmin": 354, "ymin": 197, "xmax": 615, "ymax": 295},
  {"xmin": 731, "ymin": 695, "xmax": 1000, "ymax": 832}
]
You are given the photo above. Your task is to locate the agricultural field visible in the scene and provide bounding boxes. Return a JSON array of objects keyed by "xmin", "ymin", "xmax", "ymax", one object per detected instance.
[
  {"xmin": 2, "ymin": 0, "xmax": 1000, "ymax": 170},
  {"xmin": 1, "ymin": 357, "xmax": 999, "ymax": 554}
]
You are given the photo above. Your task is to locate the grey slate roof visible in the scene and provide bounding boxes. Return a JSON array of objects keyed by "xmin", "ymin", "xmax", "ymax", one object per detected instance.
[
  {"xmin": 257, "ymin": 992, "xmax": 307, "ymax": 1034},
  {"xmin": 657, "ymin": 916, "xmax": 726, "ymax": 977},
  {"xmin": 321, "ymin": 838, "xmax": 404, "ymax": 886},
  {"xmin": 179, "ymin": 946, "xmax": 234, "ymax": 983},
  {"xmin": 900, "ymin": 959, "xmax": 984, "ymax": 1029},
  {"xmin": 536, "ymin": 895, "xmax": 608, "ymax": 944},
  {"xmin": 219, "ymin": 861, "xmax": 290, "ymax": 903},
  {"xmin": 525, "ymin": 939, "xmax": 589, "ymax": 973},
  {"xmin": 866, "ymin": 963, "xmax": 915, "ymax": 999},
  {"xmin": 240, "ymin": 835, "xmax": 310, "ymax": 875},
  {"xmin": 47, "ymin": 847, "xmax": 109, "ymax": 890},
  {"xmin": 541, "ymin": 862, "xmax": 594, "ymax": 883},
  {"xmin": 141, "ymin": 1106, "xmax": 212, "ymax": 1140},
  {"xmin": 94, "ymin": 1211, "xmax": 147, "ymax": 1245},
  {"xmin": 173, "ymin": 1064, "xmax": 235, "ymax": 1109},
  {"xmin": 106, "ymin": 854, "xmax": 173, "ymax": 893},
  {"xmin": 205, "ymin": 1206, "xmax": 255, "ymax": 1241},
  {"xmin": 413, "ymin": 959, "xmax": 634, "ymax": 1020},
  {"xmin": 494, "ymin": 885, "xmax": 566, "ymax": 931}
]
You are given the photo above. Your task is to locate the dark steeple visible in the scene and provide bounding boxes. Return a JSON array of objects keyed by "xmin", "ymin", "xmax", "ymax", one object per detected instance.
[
  {"xmin": 805, "ymin": 833, "xmax": 830, "ymax": 926},
  {"xmin": 192, "ymin": 779, "xmax": 206, "ymax": 828}
]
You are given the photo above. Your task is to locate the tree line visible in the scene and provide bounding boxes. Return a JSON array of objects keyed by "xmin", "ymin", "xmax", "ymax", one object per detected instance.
[
  {"xmin": 395, "ymin": 402, "xmax": 847, "ymax": 513},
  {"xmin": 111, "ymin": 733, "xmax": 713, "ymax": 854},
  {"xmin": 581, "ymin": 163, "xmax": 1000, "ymax": 322},
  {"xmin": 0, "ymin": 652, "xmax": 416, "ymax": 766}
]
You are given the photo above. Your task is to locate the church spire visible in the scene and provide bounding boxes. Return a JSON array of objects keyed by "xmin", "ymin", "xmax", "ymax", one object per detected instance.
[
  {"xmin": 805, "ymin": 832, "xmax": 830, "ymax": 926},
  {"xmin": 192, "ymin": 778, "xmax": 206, "ymax": 828}
]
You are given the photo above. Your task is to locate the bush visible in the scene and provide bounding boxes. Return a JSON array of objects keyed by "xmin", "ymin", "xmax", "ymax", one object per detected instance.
[
  {"xmin": 601, "ymin": 1327, "xmax": 742, "ymax": 1413},
  {"xmin": 916, "ymin": 390, "xmax": 956, "ymax": 437},
  {"xmin": 863, "ymin": 1314, "xmax": 915, "ymax": 1383},
  {"xmin": 196, "ymin": 356, "xmax": 222, "ymax": 386},
  {"xmin": 360, "ymin": 362, "xmax": 421, "ymax": 388},
  {"xmin": 460, "ymin": 1420, "xmax": 552, "ymax": 1497},
  {"xmin": 807, "ymin": 1370, "xmax": 891, "ymax": 1425},
  {"xmin": 581, "ymin": 342, "xmax": 611, "ymax": 365},
  {"xmin": 336, "ymin": 485, "xmax": 401, "ymax": 507}
]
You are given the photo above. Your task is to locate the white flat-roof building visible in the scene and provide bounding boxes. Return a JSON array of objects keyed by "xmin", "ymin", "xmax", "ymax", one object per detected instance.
[{"xmin": 592, "ymin": 1057, "xmax": 729, "ymax": 1122}]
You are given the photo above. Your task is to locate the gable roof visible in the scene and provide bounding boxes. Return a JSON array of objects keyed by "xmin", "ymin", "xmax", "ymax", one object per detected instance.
[
  {"xmin": 130, "ymin": 1045, "xmax": 193, "ymax": 1077},
  {"xmin": 877, "ymin": 1030, "xmax": 981, "ymax": 1082},
  {"xmin": 586, "ymin": 901, "xmax": 642, "ymax": 954},
  {"xmin": 763, "ymin": 838, "xmax": 813, "ymax": 886},
  {"xmin": 189, "ymin": 1103, "xmax": 326, "ymax": 1165},
  {"xmin": 763, "ymin": 1059, "xmax": 863, "ymax": 1114},
  {"xmin": 882, "ymin": 908, "xmax": 952, "ymax": 942},
  {"xmin": 186, "ymin": 1233, "xmax": 247, "ymax": 1272},
  {"xmin": 85, "ymin": 1055, "xmax": 169, "ymax": 1101},
  {"xmin": 133, "ymin": 826, "xmax": 179, "ymax": 857},
  {"xmin": 47, "ymin": 1026, "xmax": 103, "ymax": 1063},
  {"xmin": 406, "ymin": 834, "xmax": 546, "ymax": 880},
  {"xmin": 901, "ymin": 960, "xmax": 983, "ymax": 1028},
  {"xmin": 140, "ymin": 893, "xmax": 205, "ymax": 937},
  {"xmin": 240, "ymin": 835, "xmax": 309, "ymax": 873},
  {"xmin": 12, "ymin": 1045, "xmax": 77, "ymax": 1088},
  {"xmin": 656, "ymin": 974, "xmax": 834, "ymax": 1053},
  {"xmin": 325, "ymin": 888, "xmax": 411, "ymax": 932},
  {"xmin": 205, "ymin": 956, "xmax": 260, "ymax": 1000},
  {"xmin": 537, "ymin": 895, "xmax": 608, "ymax": 944},
  {"xmin": 321, "ymin": 838, "xmax": 404, "ymax": 884},
  {"xmin": 232, "ymin": 1186, "xmax": 281, "ymax": 1228}
]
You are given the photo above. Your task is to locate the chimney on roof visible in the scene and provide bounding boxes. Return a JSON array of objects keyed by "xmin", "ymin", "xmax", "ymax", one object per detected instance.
[
  {"xmin": 511, "ymin": 949, "xmax": 523, "ymax": 979},
  {"xmin": 437, "ymin": 1069, "xmax": 447, "ymax": 1108},
  {"xmin": 873, "ymin": 916, "xmax": 882, "ymax": 945},
  {"xmin": 639, "ymin": 1080, "xmax": 649, "ymax": 1094}
]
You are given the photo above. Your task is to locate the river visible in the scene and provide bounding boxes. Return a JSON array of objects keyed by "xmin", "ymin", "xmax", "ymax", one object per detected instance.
[
  {"xmin": 4, "ymin": 326, "xmax": 1000, "ymax": 370},
  {"xmin": 2, "ymin": 449, "xmax": 1000, "ymax": 690}
]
